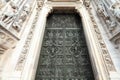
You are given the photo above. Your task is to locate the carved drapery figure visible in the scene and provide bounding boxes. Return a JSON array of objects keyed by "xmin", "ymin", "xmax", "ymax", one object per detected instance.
[
  {"xmin": 97, "ymin": 2, "xmax": 109, "ymax": 20},
  {"xmin": 12, "ymin": 4, "xmax": 30, "ymax": 32},
  {"xmin": 106, "ymin": 20, "xmax": 117, "ymax": 32},
  {"xmin": 0, "ymin": 1, "xmax": 18, "ymax": 24},
  {"xmin": 110, "ymin": 1, "xmax": 120, "ymax": 22}
]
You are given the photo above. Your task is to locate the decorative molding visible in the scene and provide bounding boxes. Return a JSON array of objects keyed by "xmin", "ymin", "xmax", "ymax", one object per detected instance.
[
  {"xmin": 92, "ymin": 0, "xmax": 120, "ymax": 51},
  {"xmin": 86, "ymin": 6, "xmax": 116, "ymax": 72},
  {"xmin": 15, "ymin": 0, "xmax": 44, "ymax": 71}
]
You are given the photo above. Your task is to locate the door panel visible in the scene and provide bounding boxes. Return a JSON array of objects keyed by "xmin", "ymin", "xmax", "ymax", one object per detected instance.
[{"xmin": 35, "ymin": 13, "xmax": 95, "ymax": 80}]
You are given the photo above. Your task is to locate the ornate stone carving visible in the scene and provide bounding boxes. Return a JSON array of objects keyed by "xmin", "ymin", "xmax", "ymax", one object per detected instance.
[
  {"xmin": 87, "ymin": 7, "xmax": 116, "ymax": 72},
  {"xmin": 110, "ymin": 1, "xmax": 120, "ymax": 22},
  {"xmin": 0, "ymin": 1, "xmax": 18, "ymax": 24},
  {"xmin": 15, "ymin": 0, "xmax": 44, "ymax": 71},
  {"xmin": 12, "ymin": 4, "xmax": 30, "ymax": 32},
  {"xmin": 83, "ymin": 0, "xmax": 90, "ymax": 7},
  {"xmin": 0, "ymin": 31, "xmax": 15, "ymax": 50},
  {"xmin": 0, "ymin": 1, "xmax": 31, "ymax": 33},
  {"xmin": 106, "ymin": 20, "xmax": 117, "ymax": 32},
  {"xmin": 97, "ymin": 2, "xmax": 109, "ymax": 20}
]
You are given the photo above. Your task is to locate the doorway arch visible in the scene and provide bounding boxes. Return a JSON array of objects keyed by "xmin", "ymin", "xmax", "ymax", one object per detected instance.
[
  {"xmin": 35, "ymin": 11, "xmax": 95, "ymax": 80},
  {"xmin": 20, "ymin": 1, "xmax": 116, "ymax": 80}
]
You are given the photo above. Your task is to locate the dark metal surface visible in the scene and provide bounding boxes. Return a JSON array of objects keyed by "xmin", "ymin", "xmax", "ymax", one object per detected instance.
[{"xmin": 35, "ymin": 13, "xmax": 94, "ymax": 80}]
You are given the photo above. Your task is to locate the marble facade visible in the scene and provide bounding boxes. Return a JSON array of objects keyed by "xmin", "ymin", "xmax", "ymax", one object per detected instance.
[{"xmin": 0, "ymin": 0, "xmax": 120, "ymax": 80}]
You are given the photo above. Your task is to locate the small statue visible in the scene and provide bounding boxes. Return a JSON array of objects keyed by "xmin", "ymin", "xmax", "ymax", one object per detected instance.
[
  {"xmin": 12, "ymin": 4, "xmax": 30, "ymax": 32},
  {"xmin": 97, "ymin": 3, "xmax": 109, "ymax": 20},
  {"xmin": 19, "ymin": 4, "xmax": 30, "ymax": 22},
  {"xmin": 12, "ymin": 19, "xmax": 22, "ymax": 32},
  {"xmin": 110, "ymin": 1, "xmax": 120, "ymax": 22},
  {"xmin": 106, "ymin": 20, "xmax": 117, "ymax": 32},
  {"xmin": 0, "ymin": 1, "xmax": 18, "ymax": 24}
]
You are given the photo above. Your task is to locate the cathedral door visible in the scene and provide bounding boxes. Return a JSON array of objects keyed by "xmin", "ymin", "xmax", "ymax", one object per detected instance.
[{"xmin": 35, "ymin": 13, "xmax": 95, "ymax": 80}]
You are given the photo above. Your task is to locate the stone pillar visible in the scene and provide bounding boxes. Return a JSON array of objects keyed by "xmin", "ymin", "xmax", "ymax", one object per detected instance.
[{"xmin": 20, "ymin": 5, "xmax": 52, "ymax": 80}]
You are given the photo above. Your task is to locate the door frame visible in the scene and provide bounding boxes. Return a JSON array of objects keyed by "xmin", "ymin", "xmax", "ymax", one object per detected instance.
[{"xmin": 20, "ymin": 1, "xmax": 117, "ymax": 80}]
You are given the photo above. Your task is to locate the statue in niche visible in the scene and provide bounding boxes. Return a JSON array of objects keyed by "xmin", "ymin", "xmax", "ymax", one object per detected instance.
[
  {"xmin": 0, "ymin": 1, "xmax": 18, "ymax": 24},
  {"xmin": 20, "ymin": 4, "xmax": 30, "ymax": 21},
  {"xmin": 106, "ymin": 20, "xmax": 117, "ymax": 32},
  {"xmin": 97, "ymin": 2, "xmax": 110, "ymax": 20},
  {"xmin": 110, "ymin": 1, "xmax": 120, "ymax": 22},
  {"xmin": 12, "ymin": 4, "xmax": 30, "ymax": 32}
]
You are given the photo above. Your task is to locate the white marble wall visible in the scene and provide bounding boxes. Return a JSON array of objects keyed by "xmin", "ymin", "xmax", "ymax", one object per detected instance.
[{"xmin": 0, "ymin": 0, "xmax": 120, "ymax": 80}]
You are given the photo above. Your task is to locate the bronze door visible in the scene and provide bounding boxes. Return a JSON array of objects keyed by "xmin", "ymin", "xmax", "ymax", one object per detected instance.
[{"xmin": 35, "ymin": 13, "xmax": 95, "ymax": 80}]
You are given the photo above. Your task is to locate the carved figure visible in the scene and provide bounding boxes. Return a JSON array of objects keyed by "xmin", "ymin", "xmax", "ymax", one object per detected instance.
[
  {"xmin": 12, "ymin": 19, "xmax": 22, "ymax": 32},
  {"xmin": 12, "ymin": 4, "xmax": 30, "ymax": 32},
  {"xmin": 84, "ymin": 0, "xmax": 90, "ymax": 7},
  {"xmin": 106, "ymin": 20, "xmax": 117, "ymax": 31},
  {"xmin": 97, "ymin": 3, "xmax": 109, "ymax": 20},
  {"xmin": 0, "ymin": 1, "xmax": 18, "ymax": 24},
  {"xmin": 110, "ymin": 1, "xmax": 120, "ymax": 22}
]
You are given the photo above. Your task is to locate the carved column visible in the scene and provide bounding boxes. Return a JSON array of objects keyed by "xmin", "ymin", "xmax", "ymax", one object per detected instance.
[
  {"xmin": 76, "ymin": 2, "xmax": 118, "ymax": 79},
  {"xmin": 20, "ymin": 4, "xmax": 53, "ymax": 80}
]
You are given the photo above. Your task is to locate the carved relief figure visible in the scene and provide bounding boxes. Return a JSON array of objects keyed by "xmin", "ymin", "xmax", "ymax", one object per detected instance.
[
  {"xmin": 106, "ymin": 20, "xmax": 117, "ymax": 32},
  {"xmin": 97, "ymin": 2, "xmax": 109, "ymax": 20},
  {"xmin": 110, "ymin": 1, "xmax": 120, "ymax": 22},
  {"xmin": 12, "ymin": 4, "xmax": 30, "ymax": 32},
  {"xmin": 0, "ymin": 1, "xmax": 18, "ymax": 24}
]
